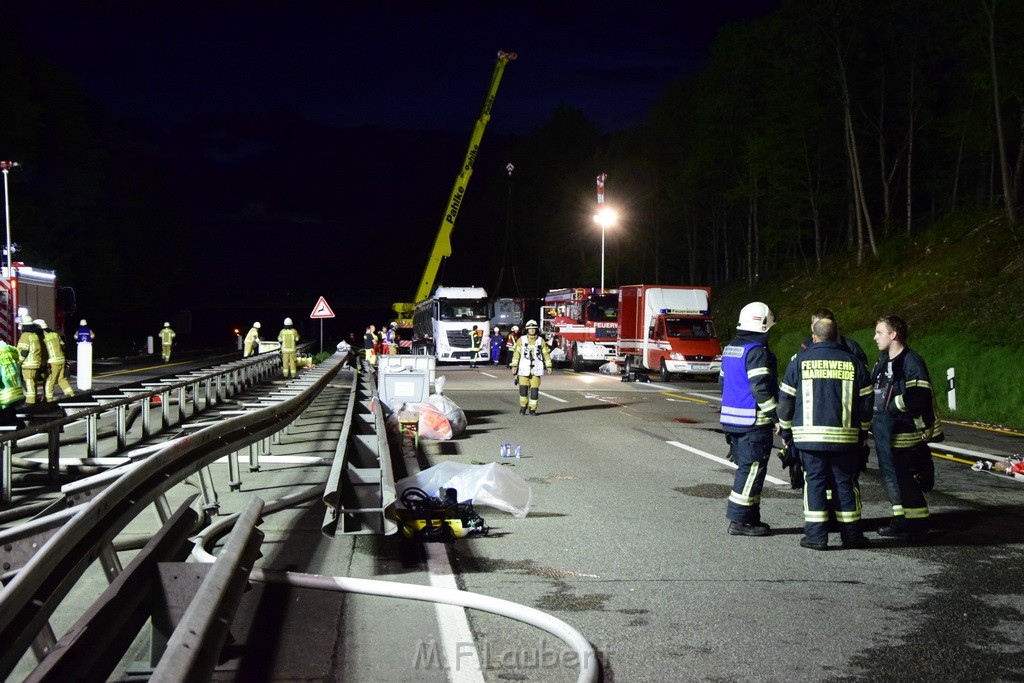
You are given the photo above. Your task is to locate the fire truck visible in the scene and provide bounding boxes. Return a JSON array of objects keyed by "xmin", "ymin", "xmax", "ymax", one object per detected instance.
[
  {"xmin": 617, "ymin": 285, "xmax": 722, "ymax": 381},
  {"xmin": 540, "ymin": 287, "xmax": 619, "ymax": 372},
  {"xmin": 0, "ymin": 264, "xmax": 76, "ymax": 344}
]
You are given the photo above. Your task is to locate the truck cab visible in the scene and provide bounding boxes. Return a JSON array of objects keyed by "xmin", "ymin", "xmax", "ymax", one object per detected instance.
[{"xmin": 412, "ymin": 286, "xmax": 490, "ymax": 363}]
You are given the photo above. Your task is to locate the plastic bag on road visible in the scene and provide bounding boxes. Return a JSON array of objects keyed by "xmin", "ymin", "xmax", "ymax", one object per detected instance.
[
  {"xmin": 435, "ymin": 375, "xmax": 447, "ymax": 394},
  {"xmin": 396, "ymin": 462, "xmax": 532, "ymax": 518},
  {"xmin": 599, "ymin": 361, "xmax": 620, "ymax": 375},
  {"xmin": 427, "ymin": 393, "xmax": 467, "ymax": 437},
  {"xmin": 550, "ymin": 347, "xmax": 566, "ymax": 362},
  {"xmin": 416, "ymin": 404, "xmax": 453, "ymax": 440}
]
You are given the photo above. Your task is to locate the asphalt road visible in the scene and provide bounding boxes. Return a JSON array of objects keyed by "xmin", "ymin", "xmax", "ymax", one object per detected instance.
[
  {"xmin": 417, "ymin": 364, "xmax": 1024, "ymax": 682},
  {"xmin": 12, "ymin": 359, "xmax": 1023, "ymax": 681}
]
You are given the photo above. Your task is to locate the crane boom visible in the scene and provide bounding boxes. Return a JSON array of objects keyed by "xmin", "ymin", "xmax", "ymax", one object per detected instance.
[{"xmin": 392, "ymin": 50, "xmax": 516, "ymax": 322}]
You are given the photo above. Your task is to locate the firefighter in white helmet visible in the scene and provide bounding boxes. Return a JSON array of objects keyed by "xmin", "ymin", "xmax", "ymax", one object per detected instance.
[
  {"xmin": 40, "ymin": 319, "xmax": 74, "ymax": 401},
  {"xmin": 509, "ymin": 319, "xmax": 552, "ymax": 415},
  {"xmin": 17, "ymin": 318, "xmax": 44, "ymax": 403},
  {"xmin": 159, "ymin": 322, "xmax": 175, "ymax": 362},
  {"xmin": 278, "ymin": 317, "xmax": 300, "ymax": 377},
  {"xmin": 720, "ymin": 302, "xmax": 780, "ymax": 537},
  {"xmin": 505, "ymin": 324, "xmax": 520, "ymax": 365},
  {"xmin": 243, "ymin": 322, "xmax": 261, "ymax": 357},
  {"xmin": 490, "ymin": 325, "xmax": 503, "ymax": 364},
  {"xmin": 386, "ymin": 321, "xmax": 399, "ymax": 355},
  {"xmin": 75, "ymin": 319, "xmax": 95, "ymax": 344}
]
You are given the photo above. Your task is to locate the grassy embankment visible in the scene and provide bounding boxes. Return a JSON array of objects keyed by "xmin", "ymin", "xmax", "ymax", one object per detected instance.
[{"xmin": 712, "ymin": 209, "xmax": 1024, "ymax": 431}]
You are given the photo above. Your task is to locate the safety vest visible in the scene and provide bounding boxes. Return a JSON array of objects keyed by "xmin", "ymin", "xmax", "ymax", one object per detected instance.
[
  {"xmin": 778, "ymin": 341, "xmax": 872, "ymax": 449},
  {"xmin": 43, "ymin": 330, "xmax": 67, "ymax": 364},
  {"xmin": 470, "ymin": 329, "xmax": 482, "ymax": 351},
  {"xmin": 17, "ymin": 331, "xmax": 43, "ymax": 370},
  {"xmin": 278, "ymin": 328, "xmax": 299, "ymax": 353},
  {"xmin": 0, "ymin": 345, "xmax": 24, "ymax": 408},
  {"xmin": 159, "ymin": 328, "xmax": 175, "ymax": 345},
  {"xmin": 720, "ymin": 342, "xmax": 761, "ymax": 427},
  {"xmin": 76, "ymin": 326, "xmax": 94, "ymax": 343},
  {"xmin": 512, "ymin": 335, "xmax": 551, "ymax": 377}
]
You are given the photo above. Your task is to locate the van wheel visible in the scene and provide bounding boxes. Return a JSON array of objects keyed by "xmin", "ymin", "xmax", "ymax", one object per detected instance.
[
  {"xmin": 571, "ymin": 343, "xmax": 584, "ymax": 372},
  {"xmin": 660, "ymin": 360, "xmax": 671, "ymax": 382},
  {"xmin": 624, "ymin": 355, "xmax": 634, "ymax": 376}
]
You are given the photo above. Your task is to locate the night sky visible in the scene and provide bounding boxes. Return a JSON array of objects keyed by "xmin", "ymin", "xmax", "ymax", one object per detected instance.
[{"xmin": 4, "ymin": 2, "xmax": 778, "ymax": 345}]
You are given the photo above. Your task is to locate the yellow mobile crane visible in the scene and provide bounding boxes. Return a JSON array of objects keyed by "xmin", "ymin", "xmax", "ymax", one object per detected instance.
[{"xmin": 392, "ymin": 50, "xmax": 516, "ymax": 323}]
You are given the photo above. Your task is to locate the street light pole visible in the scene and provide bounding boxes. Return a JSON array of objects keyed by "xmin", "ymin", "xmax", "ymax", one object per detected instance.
[
  {"xmin": 593, "ymin": 207, "xmax": 617, "ymax": 293},
  {"xmin": 0, "ymin": 161, "xmax": 16, "ymax": 282}
]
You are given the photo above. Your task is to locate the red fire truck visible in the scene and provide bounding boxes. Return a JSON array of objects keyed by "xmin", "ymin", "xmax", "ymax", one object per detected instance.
[
  {"xmin": 540, "ymin": 287, "xmax": 619, "ymax": 372},
  {"xmin": 0, "ymin": 264, "xmax": 76, "ymax": 344}
]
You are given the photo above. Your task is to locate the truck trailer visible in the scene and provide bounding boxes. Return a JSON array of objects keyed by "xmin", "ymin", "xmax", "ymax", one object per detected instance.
[{"xmin": 617, "ymin": 285, "xmax": 722, "ymax": 381}]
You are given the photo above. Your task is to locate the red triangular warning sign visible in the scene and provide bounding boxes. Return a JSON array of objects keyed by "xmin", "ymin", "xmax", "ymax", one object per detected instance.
[{"xmin": 310, "ymin": 296, "xmax": 335, "ymax": 319}]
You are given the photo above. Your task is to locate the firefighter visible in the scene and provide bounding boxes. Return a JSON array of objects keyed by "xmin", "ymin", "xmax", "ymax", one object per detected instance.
[
  {"xmin": 720, "ymin": 302, "xmax": 779, "ymax": 537},
  {"xmin": 508, "ymin": 319, "xmax": 552, "ymax": 415},
  {"xmin": 505, "ymin": 325, "xmax": 520, "ymax": 365},
  {"xmin": 159, "ymin": 322, "xmax": 175, "ymax": 362},
  {"xmin": 363, "ymin": 324, "xmax": 377, "ymax": 367},
  {"xmin": 17, "ymin": 318, "xmax": 44, "ymax": 404},
  {"xmin": 76, "ymin": 319, "xmax": 95, "ymax": 344},
  {"xmin": 243, "ymin": 322, "xmax": 261, "ymax": 357},
  {"xmin": 490, "ymin": 326, "xmax": 503, "ymax": 364},
  {"xmin": 386, "ymin": 322, "xmax": 399, "ymax": 355},
  {"xmin": 793, "ymin": 307, "xmax": 867, "ymax": 366},
  {"xmin": 469, "ymin": 325, "xmax": 482, "ymax": 368},
  {"xmin": 278, "ymin": 317, "xmax": 300, "ymax": 378},
  {"xmin": 870, "ymin": 315, "xmax": 940, "ymax": 542},
  {"xmin": 39, "ymin": 320, "xmax": 74, "ymax": 401},
  {"xmin": 779, "ymin": 318, "xmax": 873, "ymax": 550},
  {"xmin": 0, "ymin": 340, "xmax": 25, "ymax": 425}
]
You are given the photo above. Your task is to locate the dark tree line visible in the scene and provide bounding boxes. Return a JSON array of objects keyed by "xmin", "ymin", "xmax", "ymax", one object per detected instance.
[{"xmin": 489, "ymin": 0, "xmax": 1024, "ymax": 298}]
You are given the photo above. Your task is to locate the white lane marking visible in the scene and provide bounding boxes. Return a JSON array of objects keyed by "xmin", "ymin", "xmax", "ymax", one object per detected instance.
[
  {"xmin": 479, "ymin": 371, "xmax": 499, "ymax": 379},
  {"xmin": 667, "ymin": 440, "xmax": 788, "ymax": 485},
  {"xmin": 424, "ymin": 543, "xmax": 485, "ymax": 682},
  {"xmin": 539, "ymin": 391, "xmax": 568, "ymax": 403},
  {"xmin": 931, "ymin": 443, "xmax": 1005, "ymax": 461}
]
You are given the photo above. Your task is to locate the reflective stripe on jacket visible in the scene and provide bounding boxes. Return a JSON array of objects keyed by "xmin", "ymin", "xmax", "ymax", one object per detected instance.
[
  {"xmin": 43, "ymin": 331, "xmax": 67, "ymax": 363},
  {"xmin": 278, "ymin": 328, "xmax": 300, "ymax": 353}
]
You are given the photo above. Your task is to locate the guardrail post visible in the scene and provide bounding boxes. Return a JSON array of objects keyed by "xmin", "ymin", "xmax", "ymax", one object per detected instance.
[
  {"xmin": 116, "ymin": 404, "xmax": 128, "ymax": 450},
  {"xmin": 48, "ymin": 427, "xmax": 60, "ymax": 483},
  {"xmin": 228, "ymin": 450, "xmax": 241, "ymax": 491},
  {"xmin": 98, "ymin": 542, "xmax": 123, "ymax": 582},
  {"xmin": 176, "ymin": 386, "xmax": 187, "ymax": 423},
  {"xmin": 29, "ymin": 623, "xmax": 57, "ymax": 664},
  {"xmin": 1, "ymin": 438, "xmax": 11, "ymax": 506},
  {"xmin": 86, "ymin": 414, "xmax": 99, "ymax": 459},
  {"xmin": 248, "ymin": 442, "xmax": 261, "ymax": 472},
  {"xmin": 196, "ymin": 467, "xmax": 220, "ymax": 515}
]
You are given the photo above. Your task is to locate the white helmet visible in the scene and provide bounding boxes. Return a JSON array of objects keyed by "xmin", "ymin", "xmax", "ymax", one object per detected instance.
[
  {"xmin": 34, "ymin": 318, "xmax": 47, "ymax": 329},
  {"xmin": 525, "ymin": 319, "xmax": 539, "ymax": 329},
  {"xmin": 254, "ymin": 322, "xmax": 261, "ymax": 329},
  {"xmin": 390, "ymin": 322, "xmax": 397, "ymax": 328},
  {"xmin": 511, "ymin": 325, "xmax": 519, "ymax": 332},
  {"xmin": 736, "ymin": 302, "xmax": 776, "ymax": 332},
  {"xmin": 80, "ymin": 319, "xmax": 87, "ymax": 326},
  {"xmin": 19, "ymin": 314, "xmax": 32, "ymax": 326},
  {"xmin": 493, "ymin": 326, "xmax": 499, "ymax": 333},
  {"xmin": 284, "ymin": 317, "xmax": 293, "ymax": 326},
  {"xmin": 164, "ymin": 322, "xmax": 170, "ymax": 327}
]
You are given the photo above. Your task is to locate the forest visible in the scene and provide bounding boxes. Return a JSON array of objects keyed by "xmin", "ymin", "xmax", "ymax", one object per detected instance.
[{"xmin": 493, "ymin": 0, "xmax": 1024, "ymax": 298}]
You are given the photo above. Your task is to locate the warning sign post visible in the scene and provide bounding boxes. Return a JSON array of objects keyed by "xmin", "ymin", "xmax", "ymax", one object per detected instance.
[{"xmin": 310, "ymin": 296, "xmax": 335, "ymax": 353}]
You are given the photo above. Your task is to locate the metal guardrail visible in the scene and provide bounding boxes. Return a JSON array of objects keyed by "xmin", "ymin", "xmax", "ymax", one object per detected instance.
[
  {"xmin": 1, "ymin": 351, "xmax": 285, "ymax": 506},
  {"xmin": 322, "ymin": 360, "xmax": 397, "ymax": 536},
  {"xmin": 0, "ymin": 354, "xmax": 344, "ymax": 679}
]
